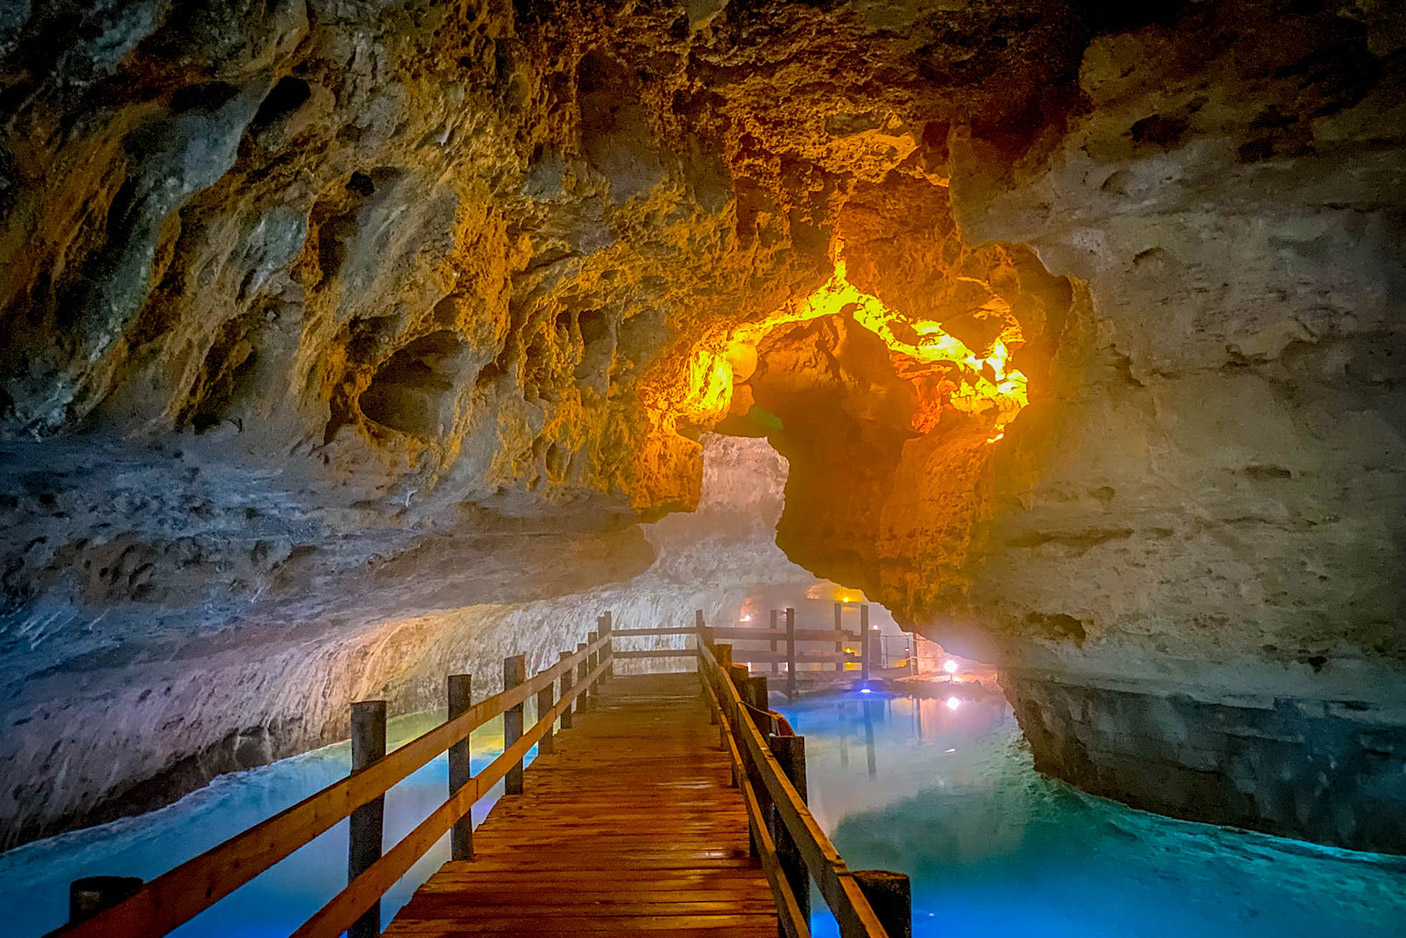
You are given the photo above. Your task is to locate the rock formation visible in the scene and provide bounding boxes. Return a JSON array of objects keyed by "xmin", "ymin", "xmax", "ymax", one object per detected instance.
[{"xmin": 0, "ymin": 0, "xmax": 1402, "ymax": 853}]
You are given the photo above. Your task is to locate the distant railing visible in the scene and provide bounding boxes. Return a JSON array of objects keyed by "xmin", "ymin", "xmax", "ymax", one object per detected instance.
[
  {"xmin": 611, "ymin": 606, "xmax": 892, "ymax": 698},
  {"xmin": 53, "ymin": 619, "xmax": 617, "ymax": 938}
]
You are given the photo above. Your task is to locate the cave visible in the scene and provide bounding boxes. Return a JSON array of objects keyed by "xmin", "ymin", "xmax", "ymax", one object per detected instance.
[{"xmin": 1, "ymin": 0, "xmax": 1404, "ymax": 935}]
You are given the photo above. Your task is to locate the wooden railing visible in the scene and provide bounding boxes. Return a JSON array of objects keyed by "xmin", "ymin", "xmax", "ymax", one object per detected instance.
[
  {"xmin": 695, "ymin": 633, "xmax": 911, "ymax": 938},
  {"xmin": 53, "ymin": 625, "xmax": 616, "ymax": 938},
  {"xmin": 610, "ymin": 607, "xmax": 887, "ymax": 699}
]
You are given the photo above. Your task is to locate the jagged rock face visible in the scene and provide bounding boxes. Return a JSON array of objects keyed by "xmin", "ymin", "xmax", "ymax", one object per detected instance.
[
  {"xmin": 1, "ymin": 0, "xmax": 1403, "ymax": 853},
  {"xmin": 0, "ymin": 433, "xmax": 808, "ymax": 848}
]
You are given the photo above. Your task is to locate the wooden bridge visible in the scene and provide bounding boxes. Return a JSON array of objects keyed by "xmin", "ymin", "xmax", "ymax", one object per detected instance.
[{"xmin": 53, "ymin": 613, "xmax": 911, "ymax": 938}]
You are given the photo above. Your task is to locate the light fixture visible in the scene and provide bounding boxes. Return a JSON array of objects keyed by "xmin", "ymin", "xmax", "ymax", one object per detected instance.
[
  {"xmin": 740, "ymin": 614, "xmax": 752, "ymax": 622},
  {"xmin": 942, "ymin": 659, "xmax": 958, "ymax": 674},
  {"xmin": 859, "ymin": 687, "xmax": 873, "ymax": 695},
  {"xmin": 945, "ymin": 696, "xmax": 961, "ymax": 711}
]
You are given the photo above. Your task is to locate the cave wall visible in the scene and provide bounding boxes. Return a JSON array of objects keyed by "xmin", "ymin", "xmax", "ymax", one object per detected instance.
[
  {"xmin": 1, "ymin": 0, "xmax": 1403, "ymax": 854},
  {"xmin": 1, "ymin": 433, "xmax": 805, "ymax": 849}
]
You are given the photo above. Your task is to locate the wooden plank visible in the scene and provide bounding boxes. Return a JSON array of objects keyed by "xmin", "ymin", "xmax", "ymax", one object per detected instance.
[{"xmin": 384, "ymin": 673, "xmax": 776, "ymax": 938}]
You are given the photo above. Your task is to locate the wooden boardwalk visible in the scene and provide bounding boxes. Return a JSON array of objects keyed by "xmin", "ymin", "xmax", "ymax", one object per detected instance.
[{"xmin": 383, "ymin": 672, "xmax": 779, "ymax": 937}]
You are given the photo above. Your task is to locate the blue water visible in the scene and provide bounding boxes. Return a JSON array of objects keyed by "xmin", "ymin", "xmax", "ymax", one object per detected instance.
[
  {"xmin": 775, "ymin": 688, "xmax": 1406, "ymax": 938},
  {"xmin": 6, "ymin": 690, "xmax": 1404, "ymax": 938},
  {"xmin": 0, "ymin": 711, "xmax": 535, "ymax": 938}
]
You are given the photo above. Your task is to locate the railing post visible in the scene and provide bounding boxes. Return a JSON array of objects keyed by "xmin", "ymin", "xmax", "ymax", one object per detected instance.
[
  {"xmin": 730, "ymin": 664, "xmax": 750, "ymax": 701},
  {"xmin": 854, "ymin": 870, "xmax": 912, "ymax": 938},
  {"xmin": 587, "ymin": 630, "xmax": 600, "ymax": 706},
  {"xmin": 559, "ymin": 649, "xmax": 575, "ymax": 729},
  {"xmin": 834, "ymin": 602, "xmax": 844, "ymax": 672},
  {"xmin": 744, "ymin": 674, "xmax": 770, "ymax": 717},
  {"xmin": 785, "ymin": 606, "xmax": 797, "ymax": 700},
  {"xmin": 537, "ymin": 674, "xmax": 555, "ymax": 756},
  {"xmin": 349, "ymin": 699, "xmax": 387, "ymax": 938},
  {"xmin": 715, "ymin": 642, "xmax": 733, "ymax": 673},
  {"xmin": 503, "ymin": 654, "xmax": 526, "ymax": 795},
  {"xmin": 860, "ymin": 603, "xmax": 871, "ymax": 684},
  {"xmin": 67, "ymin": 876, "xmax": 142, "ymax": 925},
  {"xmin": 769, "ymin": 735, "xmax": 810, "ymax": 932},
  {"xmin": 769, "ymin": 608, "xmax": 779, "ymax": 674},
  {"xmin": 447, "ymin": 674, "xmax": 473, "ymax": 861},
  {"xmin": 599, "ymin": 612, "xmax": 613, "ymax": 679},
  {"xmin": 576, "ymin": 642, "xmax": 590, "ymax": 713}
]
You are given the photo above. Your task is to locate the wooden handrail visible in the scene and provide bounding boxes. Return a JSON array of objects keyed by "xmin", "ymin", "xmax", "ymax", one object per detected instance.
[
  {"xmin": 696, "ymin": 641, "xmax": 891, "ymax": 938},
  {"xmin": 714, "ymin": 627, "xmax": 858, "ymax": 643},
  {"xmin": 610, "ymin": 626, "xmax": 698, "ymax": 637},
  {"xmin": 56, "ymin": 633, "xmax": 611, "ymax": 938},
  {"xmin": 290, "ymin": 654, "xmax": 612, "ymax": 938},
  {"xmin": 732, "ymin": 650, "xmax": 858, "ymax": 664},
  {"xmin": 698, "ymin": 667, "xmax": 810, "ymax": 938}
]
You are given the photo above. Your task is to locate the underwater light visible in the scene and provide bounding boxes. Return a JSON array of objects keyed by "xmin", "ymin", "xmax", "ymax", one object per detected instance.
[{"xmin": 945, "ymin": 696, "xmax": 961, "ymax": 710}]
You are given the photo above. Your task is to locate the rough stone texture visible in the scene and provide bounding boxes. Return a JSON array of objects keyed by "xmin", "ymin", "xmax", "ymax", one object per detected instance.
[
  {"xmin": 1006, "ymin": 675, "xmax": 1406, "ymax": 854},
  {"xmin": 1, "ymin": 0, "xmax": 1404, "ymax": 853},
  {"xmin": 1, "ymin": 433, "xmax": 808, "ymax": 847}
]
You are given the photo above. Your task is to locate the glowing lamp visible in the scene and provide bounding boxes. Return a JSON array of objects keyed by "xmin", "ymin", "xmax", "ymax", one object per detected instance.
[
  {"xmin": 740, "ymin": 614, "xmax": 752, "ymax": 622},
  {"xmin": 942, "ymin": 659, "xmax": 958, "ymax": 674},
  {"xmin": 859, "ymin": 687, "xmax": 873, "ymax": 695},
  {"xmin": 945, "ymin": 696, "xmax": 961, "ymax": 711}
]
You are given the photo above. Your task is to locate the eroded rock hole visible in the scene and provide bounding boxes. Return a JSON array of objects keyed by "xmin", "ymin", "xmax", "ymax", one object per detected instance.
[{"xmin": 358, "ymin": 331, "xmax": 466, "ymax": 436}]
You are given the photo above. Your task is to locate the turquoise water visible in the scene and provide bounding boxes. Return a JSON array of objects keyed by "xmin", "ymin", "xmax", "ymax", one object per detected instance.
[
  {"xmin": 775, "ymin": 688, "xmax": 1406, "ymax": 938},
  {"xmin": 0, "ymin": 711, "xmax": 533, "ymax": 938},
  {"xmin": 6, "ymin": 690, "xmax": 1403, "ymax": 937}
]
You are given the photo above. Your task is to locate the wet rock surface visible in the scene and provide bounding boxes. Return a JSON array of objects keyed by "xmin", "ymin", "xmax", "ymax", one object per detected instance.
[{"xmin": 0, "ymin": 0, "xmax": 1403, "ymax": 852}]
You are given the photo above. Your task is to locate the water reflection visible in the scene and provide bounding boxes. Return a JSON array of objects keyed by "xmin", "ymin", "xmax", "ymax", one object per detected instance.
[{"xmin": 777, "ymin": 689, "xmax": 1406, "ymax": 938}]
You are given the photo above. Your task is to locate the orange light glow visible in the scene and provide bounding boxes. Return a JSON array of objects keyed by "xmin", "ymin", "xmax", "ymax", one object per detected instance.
[{"xmin": 680, "ymin": 240, "xmax": 1029, "ymax": 433}]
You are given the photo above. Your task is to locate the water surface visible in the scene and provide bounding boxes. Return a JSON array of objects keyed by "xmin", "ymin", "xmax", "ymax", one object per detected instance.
[{"xmin": 775, "ymin": 688, "xmax": 1406, "ymax": 938}]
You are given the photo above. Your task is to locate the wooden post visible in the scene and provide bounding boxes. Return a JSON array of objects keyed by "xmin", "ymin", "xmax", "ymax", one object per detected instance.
[
  {"xmin": 697, "ymin": 610, "xmax": 716, "ymax": 712},
  {"xmin": 769, "ymin": 735, "xmax": 810, "ymax": 931},
  {"xmin": 785, "ymin": 606, "xmax": 797, "ymax": 700},
  {"xmin": 860, "ymin": 603, "xmax": 871, "ymax": 684},
  {"xmin": 503, "ymin": 654, "xmax": 526, "ymax": 795},
  {"xmin": 576, "ymin": 642, "xmax": 589, "ymax": 713},
  {"xmin": 537, "ymin": 677, "xmax": 555, "ymax": 756},
  {"xmin": 447, "ymin": 674, "xmax": 473, "ymax": 861},
  {"xmin": 68, "ymin": 876, "xmax": 142, "ymax": 925},
  {"xmin": 587, "ymin": 630, "xmax": 600, "ymax": 706},
  {"xmin": 834, "ymin": 602, "xmax": 844, "ymax": 672},
  {"xmin": 599, "ymin": 612, "xmax": 613, "ymax": 679},
  {"xmin": 559, "ymin": 649, "xmax": 575, "ymax": 730},
  {"xmin": 730, "ymin": 664, "xmax": 750, "ymax": 698},
  {"xmin": 349, "ymin": 699, "xmax": 387, "ymax": 938},
  {"xmin": 769, "ymin": 608, "xmax": 779, "ymax": 674},
  {"xmin": 715, "ymin": 642, "xmax": 733, "ymax": 673},
  {"xmin": 853, "ymin": 870, "xmax": 912, "ymax": 938},
  {"xmin": 744, "ymin": 674, "xmax": 769, "ymax": 716}
]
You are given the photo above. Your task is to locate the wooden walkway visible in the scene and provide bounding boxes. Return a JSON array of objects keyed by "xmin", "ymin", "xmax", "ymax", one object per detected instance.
[{"xmin": 383, "ymin": 673, "xmax": 779, "ymax": 937}]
